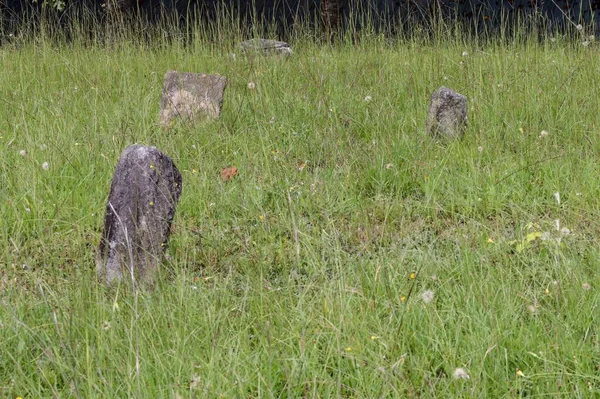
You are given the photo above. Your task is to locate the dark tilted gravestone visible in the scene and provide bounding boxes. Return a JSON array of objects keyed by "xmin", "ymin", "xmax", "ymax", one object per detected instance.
[
  {"xmin": 426, "ymin": 87, "xmax": 468, "ymax": 140},
  {"xmin": 159, "ymin": 71, "xmax": 227, "ymax": 126},
  {"xmin": 97, "ymin": 145, "xmax": 182, "ymax": 284},
  {"xmin": 240, "ymin": 39, "xmax": 292, "ymax": 56}
]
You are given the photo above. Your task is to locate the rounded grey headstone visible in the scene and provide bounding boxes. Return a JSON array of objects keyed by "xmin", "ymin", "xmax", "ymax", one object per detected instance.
[
  {"xmin": 426, "ymin": 87, "xmax": 468, "ymax": 140},
  {"xmin": 240, "ymin": 38, "xmax": 292, "ymax": 56},
  {"xmin": 97, "ymin": 145, "xmax": 182, "ymax": 284},
  {"xmin": 159, "ymin": 71, "xmax": 227, "ymax": 126}
]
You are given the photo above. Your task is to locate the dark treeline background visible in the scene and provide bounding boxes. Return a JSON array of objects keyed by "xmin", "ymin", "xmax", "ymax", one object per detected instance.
[{"xmin": 1, "ymin": 0, "xmax": 599, "ymax": 39}]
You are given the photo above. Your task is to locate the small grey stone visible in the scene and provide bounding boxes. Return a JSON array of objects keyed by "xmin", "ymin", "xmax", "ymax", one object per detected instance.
[
  {"xmin": 426, "ymin": 87, "xmax": 468, "ymax": 140},
  {"xmin": 240, "ymin": 39, "xmax": 292, "ymax": 56},
  {"xmin": 159, "ymin": 71, "xmax": 227, "ymax": 126},
  {"xmin": 97, "ymin": 145, "xmax": 182, "ymax": 284}
]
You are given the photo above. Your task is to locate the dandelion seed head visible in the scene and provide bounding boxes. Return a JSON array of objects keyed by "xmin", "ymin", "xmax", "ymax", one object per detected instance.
[
  {"xmin": 452, "ymin": 368, "xmax": 470, "ymax": 380},
  {"xmin": 540, "ymin": 231, "xmax": 551, "ymax": 241},
  {"xmin": 421, "ymin": 290, "xmax": 435, "ymax": 304}
]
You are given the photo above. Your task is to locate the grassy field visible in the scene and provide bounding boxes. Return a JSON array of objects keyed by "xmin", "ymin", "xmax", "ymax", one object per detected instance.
[{"xmin": 1, "ymin": 22, "xmax": 599, "ymax": 397}]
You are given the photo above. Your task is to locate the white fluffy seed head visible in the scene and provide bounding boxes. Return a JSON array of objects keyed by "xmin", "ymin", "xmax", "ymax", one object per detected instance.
[
  {"xmin": 452, "ymin": 368, "xmax": 470, "ymax": 380},
  {"xmin": 421, "ymin": 290, "xmax": 435, "ymax": 304}
]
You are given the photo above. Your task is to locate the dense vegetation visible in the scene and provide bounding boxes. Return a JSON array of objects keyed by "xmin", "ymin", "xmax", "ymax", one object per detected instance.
[{"xmin": 1, "ymin": 18, "xmax": 599, "ymax": 398}]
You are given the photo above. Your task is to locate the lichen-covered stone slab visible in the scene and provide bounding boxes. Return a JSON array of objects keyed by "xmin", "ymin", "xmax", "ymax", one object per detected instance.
[
  {"xmin": 97, "ymin": 145, "xmax": 182, "ymax": 284},
  {"xmin": 426, "ymin": 87, "xmax": 468, "ymax": 140},
  {"xmin": 159, "ymin": 71, "xmax": 227, "ymax": 126},
  {"xmin": 240, "ymin": 38, "xmax": 292, "ymax": 56}
]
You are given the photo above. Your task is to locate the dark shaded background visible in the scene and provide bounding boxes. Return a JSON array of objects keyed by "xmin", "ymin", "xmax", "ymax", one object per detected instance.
[{"xmin": 1, "ymin": 0, "xmax": 599, "ymax": 39}]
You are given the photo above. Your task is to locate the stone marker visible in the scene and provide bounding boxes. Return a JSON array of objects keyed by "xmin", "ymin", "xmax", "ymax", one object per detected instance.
[
  {"xmin": 159, "ymin": 71, "xmax": 227, "ymax": 126},
  {"xmin": 97, "ymin": 145, "xmax": 182, "ymax": 284},
  {"xmin": 426, "ymin": 87, "xmax": 468, "ymax": 140},
  {"xmin": 240, "ymin": 38, "xmax": 292, "ymax": 56}
]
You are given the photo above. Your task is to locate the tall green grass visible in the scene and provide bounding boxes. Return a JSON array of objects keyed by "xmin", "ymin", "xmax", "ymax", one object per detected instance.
[{"xmin": 0, "ymin": 14, "xmax": 599, "ymax": 398}]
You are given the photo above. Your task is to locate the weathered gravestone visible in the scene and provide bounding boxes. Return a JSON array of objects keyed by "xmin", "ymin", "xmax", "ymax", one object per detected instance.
[
  {"xmin": 159, "ymin": 71, "xmax": 227, "ymax": 126},
  {"xmin": 240, "ymin": 38, "xmax": 292, "ymax": 56},
  {"xmin": 97, "ymin": 145, "xmax": 182, "ymax": 284},
  {"xmin": 426, "ymin": 87, "xmax": 468, "ymax": 140}
]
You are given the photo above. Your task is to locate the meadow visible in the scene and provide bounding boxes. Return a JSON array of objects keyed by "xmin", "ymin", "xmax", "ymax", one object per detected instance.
[{"xmin": 0, "ymin": 18, "xmax": 599, "ymax": 397}]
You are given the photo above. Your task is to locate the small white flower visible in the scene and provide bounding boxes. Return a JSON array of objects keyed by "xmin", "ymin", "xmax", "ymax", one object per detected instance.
[
  {"xmin": 462, "ymin": 51, "xmax": 469, "ymax": 57},
  {"xmin": 477, "ymin": 146, "xmax": 483, "ymax": 152},
  {"xmin": 539, "ymin": 130, "xmax": 549, "ymax": 138},
  {"xmin": 103, "ymin": 321, "xmax": 111, "ymax": 330},
  {"xmin": 576, "ymin": 24, "xmax": 583, "ymax": 31},
  {"xmin": 421, "ymin": 290, "xmax": 435, "ymax": 304},
  {"xmin": 42, "ymin": 162, "xmax": 49, "ymax": 170},
  {"xmin": 553, "ymin": 192, "xmax": 560, "ymax": 205},
  {"xmin": 247, "ymin": 82, "xmax": 256, "ymax": 90},
  {"xmin": 269, "ymin": 116, "xmax": 276, "ymax": 124},
  {"xmin": 527, "ymin": 304, "xmax": 538, "ymax": 314},
  {"xmin": 560, "ymin": 227, "xmax": 570, "ymax": 236},
  {"xmin": 443, "ymin": 76, "xmax": 448, "ymax": 80},
  {"xmin": 452, "ymin": 368, "xmax": 470, "ymax": 380},
  {"xmin": 25, "ymin": 208, "xmax": 31, "ymax": 213},
  {"xmin": 364, "ymin": 95, "xmax": 372, "ymax": 102},
  {"xmin": 19, "ymin": 150, "xmax": 26, "ymax": 156}
]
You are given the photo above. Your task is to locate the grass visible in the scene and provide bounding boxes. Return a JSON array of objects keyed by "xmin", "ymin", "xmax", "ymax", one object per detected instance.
[{"xmin": 1, "ymin": 19, "xmax": 599, "ymax": 398}]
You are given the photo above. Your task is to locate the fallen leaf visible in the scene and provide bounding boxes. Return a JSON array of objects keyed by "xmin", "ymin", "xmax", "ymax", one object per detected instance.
[{"xmin": 221, "ymin": 166, "xmax": 238, "ymax": 182}]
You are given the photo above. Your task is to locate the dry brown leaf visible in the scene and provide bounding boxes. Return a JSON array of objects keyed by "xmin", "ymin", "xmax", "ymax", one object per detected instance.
[{"xmin": 221, "ymin": 166, "xmax": 238, "ymax": 182}]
